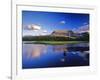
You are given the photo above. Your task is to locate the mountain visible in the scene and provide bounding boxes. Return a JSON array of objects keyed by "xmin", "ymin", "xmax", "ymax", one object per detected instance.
[{"xmin": 51, "ymin": 30, "xmax": 74, "ymax": 37}]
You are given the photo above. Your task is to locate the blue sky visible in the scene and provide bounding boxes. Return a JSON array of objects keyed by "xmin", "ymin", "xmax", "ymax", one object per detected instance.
[{"xmin": 22, "ymin": 11, "xmax": 89, "ymax": 36}]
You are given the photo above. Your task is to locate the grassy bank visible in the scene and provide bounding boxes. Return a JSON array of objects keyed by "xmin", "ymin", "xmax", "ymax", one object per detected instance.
[
  {"xmin": 23, "ymin": 41, "xmax": 88, "ymax": 45},
  {"xmin": 23, "ymin": 34, "xmax": 89, "ymax": 42}
]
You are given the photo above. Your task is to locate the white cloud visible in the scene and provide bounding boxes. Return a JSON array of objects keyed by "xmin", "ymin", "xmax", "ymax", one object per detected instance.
[
  {"xmin": 23, "ymin": 24, "xmax": 50, "ymax": 36},
  {"xmin": 74, "ymin": 24, "xmax": 89, "ymax": 33},
  {"xmin": 60, "ymin": 21, "xmax": 66, "ymax": 24},
  {"xmin": 27, "ymin": 24, "xmax": 41, "ymax": 30},
  {"xmin": 79, "ymin": 24, "xmax": 89, "ymax": 32},
  {"xmin": 42, "ymin": 30, "xmax": 47, "ymax": 33}
]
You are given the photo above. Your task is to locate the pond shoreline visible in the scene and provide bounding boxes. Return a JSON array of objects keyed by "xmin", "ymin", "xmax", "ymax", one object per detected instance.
[{"xmin": 23, "ymin": 41, "xmax": 89, "ymax": 45}]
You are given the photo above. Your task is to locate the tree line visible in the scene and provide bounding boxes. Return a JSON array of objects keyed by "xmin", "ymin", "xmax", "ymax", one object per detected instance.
[{"xmin": 22, "ymin": 32, "xmax": 89, "ymax": 41}]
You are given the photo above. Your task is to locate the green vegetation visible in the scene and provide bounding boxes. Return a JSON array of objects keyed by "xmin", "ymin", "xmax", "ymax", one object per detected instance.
[
  {"xmin": 23, "ymin": 41, "xmax": 84, "ymax": 45},
  {"xmin": 22, "ymin": 35, "xmax": 74, "ymax": 41},
  {"xmin": 23, "ymin": 34, "xmax": 89, "ymax": 41},
  {"xmin": 22, "ymin": 32, "xmax": 89, "ymax": 45}
]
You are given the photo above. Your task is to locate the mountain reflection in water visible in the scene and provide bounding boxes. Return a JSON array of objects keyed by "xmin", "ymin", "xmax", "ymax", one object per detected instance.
[{"xmin": 22, "ymin": 42, "xmax": 89, "ymax": 69}]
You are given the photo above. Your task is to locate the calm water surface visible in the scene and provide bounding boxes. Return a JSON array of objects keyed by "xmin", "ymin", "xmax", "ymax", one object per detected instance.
[{"xmin": 22, "ymin": 42, "xmax": 89, "ymax": 69}]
